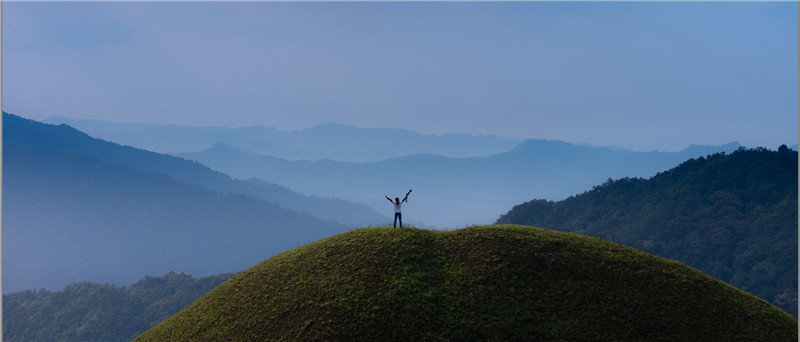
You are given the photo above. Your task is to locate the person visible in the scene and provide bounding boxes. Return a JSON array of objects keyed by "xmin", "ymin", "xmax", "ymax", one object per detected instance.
[{"xmin": 385, "ymin": 189, "xmax": 412, "ymax": 228}]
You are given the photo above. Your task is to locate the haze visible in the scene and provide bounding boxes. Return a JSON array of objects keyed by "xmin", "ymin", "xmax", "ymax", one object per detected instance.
[{"xmin": 3, "ymin": 1, "xmax": 797, "ymax": 151}]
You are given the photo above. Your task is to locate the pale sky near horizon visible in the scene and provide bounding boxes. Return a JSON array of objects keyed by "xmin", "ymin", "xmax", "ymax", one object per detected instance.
[{"xmin": 3, "ymin": 1, "xmax": 797, "ymax": 152}]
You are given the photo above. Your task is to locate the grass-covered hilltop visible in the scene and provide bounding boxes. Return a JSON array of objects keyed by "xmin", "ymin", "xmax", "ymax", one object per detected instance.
[{"xmin": 136, "ymin": 226, "xmax": 797, "ymax": 341}]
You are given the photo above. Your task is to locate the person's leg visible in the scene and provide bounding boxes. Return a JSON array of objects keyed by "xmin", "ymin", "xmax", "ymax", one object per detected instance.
[
  {"xmin": 399, "ymin": 213, "xmax": 403, "ymax": 228},
  {"xmin": 394, "ymin": 213, "xmax": 398, "ymax": 228}
]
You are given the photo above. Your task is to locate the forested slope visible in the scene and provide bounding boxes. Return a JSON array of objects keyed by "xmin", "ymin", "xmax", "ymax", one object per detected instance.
[
  {"xmin": 498, "ymin": 146, "xmax": 797, "ymax": 315},
  {"xmin": 3, "ymin": 272, "xmax": 234, "ymax": 342}
]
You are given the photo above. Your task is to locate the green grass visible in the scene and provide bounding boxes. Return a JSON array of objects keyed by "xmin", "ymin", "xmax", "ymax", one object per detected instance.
[{"xmin": 135, "ymin": 225, "xmax": 797, "ymax": 341}]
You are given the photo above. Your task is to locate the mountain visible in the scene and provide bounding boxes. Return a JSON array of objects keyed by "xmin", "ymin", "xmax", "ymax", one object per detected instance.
[
  {"xmin": 44, "ymin": 116, "xmax": 521, "ymax": 162},
  {"xmin": 136, "ymin": 226, "xmax": 797, "ymax": 341},
  {"xmin": 12, "ymin": 113, "xmax": 386, "ymax": 227},
  {"xmin": 2, "ymin": 113, "xmax": 359, "ymax": 292},
  {"xmin": 178, "ymin": 139, "xmax": 742, "ymax": 228},
  {"xmin": 497, "ymin": 147, "xmax": 798, "ymax": 315},
  {"xmin": 3, "ymin": 272, "xmax": 234, "ymax": 342}
]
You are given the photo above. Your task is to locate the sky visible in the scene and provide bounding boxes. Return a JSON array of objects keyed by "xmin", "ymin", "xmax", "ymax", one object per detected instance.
[{"xmin": 3, "ymin": 1, "xmax": 797, "ymax": 152}]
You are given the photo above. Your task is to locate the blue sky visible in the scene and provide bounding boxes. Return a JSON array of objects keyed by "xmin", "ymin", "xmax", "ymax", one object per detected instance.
[{"xmin": 3, "ymin": 1, "xmax": 797, "ymax": 151}]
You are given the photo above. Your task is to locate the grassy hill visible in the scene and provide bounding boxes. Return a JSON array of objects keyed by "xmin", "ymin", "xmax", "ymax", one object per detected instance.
[{"xmin": 136, "ymin": 226, "xmax": 796, "ymax": 341}]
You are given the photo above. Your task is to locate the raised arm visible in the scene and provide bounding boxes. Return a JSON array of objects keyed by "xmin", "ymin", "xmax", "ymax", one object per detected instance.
[
  {"xmin": 402, "ymin": 189, "xmax": 412, "ymax": 203},
  {"xmin": 385, "ymin": 195, "xmax": 393, "ymax": 203}
]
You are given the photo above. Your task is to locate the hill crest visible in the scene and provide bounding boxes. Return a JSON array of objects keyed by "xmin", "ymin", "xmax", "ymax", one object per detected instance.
[{"xmin": 136, "ymin": 225, "xmax": 797, "ymax": 341}]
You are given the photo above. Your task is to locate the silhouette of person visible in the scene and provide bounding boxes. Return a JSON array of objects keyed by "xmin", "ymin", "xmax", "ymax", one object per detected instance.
[{"xmin": 386, "ymin": 189, "xmax": 412, "ymax": 228}]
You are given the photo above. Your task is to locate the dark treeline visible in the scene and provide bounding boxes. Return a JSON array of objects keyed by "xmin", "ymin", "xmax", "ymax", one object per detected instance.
[
  {"xmin": 498, "ymin": 146, "xmax": 798, "ymax": 315},
  {"xmin": 3, "ymin": 272, "xmax": 234, "ymax": 342}
]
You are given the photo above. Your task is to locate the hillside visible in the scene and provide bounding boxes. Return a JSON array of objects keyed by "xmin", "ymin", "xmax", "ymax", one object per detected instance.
[
  {"xmin": 3, "ymin": 113, "xmax": 354, "ymax": 292},
  {"xmin": 178, "ymin": 139, "xmax": 740, "ymax": 227},
  {"xmin": 136, "ymin": 226, "xmax": 796, "ymax": 341},
  {"xmin": 3, "ymin": 272, "xmax": 234, "ymax": 342},
  {"xmin": 7, "ymin": 112, "xmax": 387, "ymax": 227},
  {"xmin": 498, "ymin": 147, "xmax": 798, "ymax": 315}
]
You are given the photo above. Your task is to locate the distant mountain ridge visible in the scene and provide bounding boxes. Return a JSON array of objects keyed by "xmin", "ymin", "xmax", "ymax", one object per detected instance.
[
  {"xmin": 2, "ymin": 113, "xmax": 379, "ymax": 292},
  {"xmin": 179, "ymin": 138, "xmax": 742, "ymax": 227},
  {"xmin": 44, "ymin": 115, "xmax": 748, "ymax": 227},
  {"xmin": 12, "ymin": 113, "xmax": 386, "ymax": 227},
  {"xmin": 498, "ymin": 147, "xmax": 798, "ymax": 315},
  {"xmin": 44, "ymin": 116, "xmax": 521, "ymax": 162}
]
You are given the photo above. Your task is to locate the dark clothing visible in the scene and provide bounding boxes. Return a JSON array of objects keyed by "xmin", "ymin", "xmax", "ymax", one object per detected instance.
[{"xmin": 394, "ymin": 212, "xmax": 403, "ymax": 228}]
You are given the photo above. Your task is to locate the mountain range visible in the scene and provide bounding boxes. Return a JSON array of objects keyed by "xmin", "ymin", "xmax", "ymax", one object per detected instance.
[
  {"xmin": 178, "ymin": 140, "xmax": 742, "ymax": 227},
  {"xmin": 20, "ymin": 114, "xmax": 386, "ymax": 227},
  {"xmin": 44, "ymin": 115, "xmax": 747, "ymax": 227},
  {"xmin": 3, "ymin": 113, "xmax": 382, "ymax": 292},
  {"xmin": 44, "ymin": 116, "xmax": 521, "ymax": 162}
]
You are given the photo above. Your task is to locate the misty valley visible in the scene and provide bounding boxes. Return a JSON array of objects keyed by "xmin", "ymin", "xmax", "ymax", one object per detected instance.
[{"xmin": 3, "ymin": 113, "xmax": 797, "ymax": 341}]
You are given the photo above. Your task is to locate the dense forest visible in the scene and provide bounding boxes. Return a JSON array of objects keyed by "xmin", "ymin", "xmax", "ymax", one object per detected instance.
[
  {"xmin": 498, "ymin": 146, "xmax": 797, "ymax": 315},
  {"xmin": 3, "ymin": 272, "xmax": 234, "ymax": 342}
]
